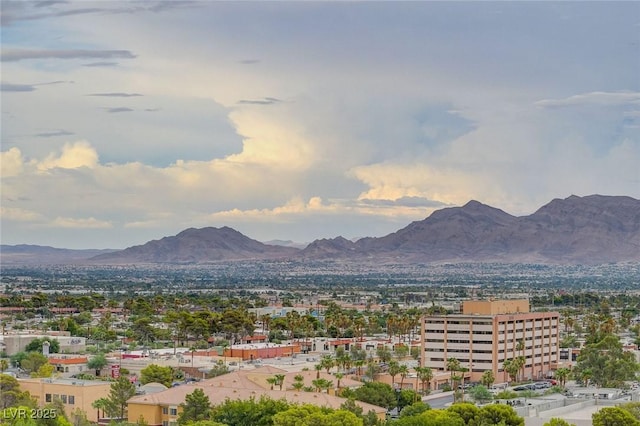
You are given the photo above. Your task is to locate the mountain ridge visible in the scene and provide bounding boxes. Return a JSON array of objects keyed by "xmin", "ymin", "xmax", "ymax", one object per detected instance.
[{"xmin": 2, "ymin": 195, "xmax": 639, "ymax": 265}]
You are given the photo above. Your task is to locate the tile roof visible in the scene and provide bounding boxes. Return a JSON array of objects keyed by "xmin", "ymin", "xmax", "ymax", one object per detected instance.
[{"xmin": 128, "ymin": 365, "xmax": 384, "ymax": 414}]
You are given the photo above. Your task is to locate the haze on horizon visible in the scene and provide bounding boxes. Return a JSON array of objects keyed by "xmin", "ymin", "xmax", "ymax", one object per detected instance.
[{"xmin": 1, "ymin": 1, "xmax": 639, "ymax": 249}]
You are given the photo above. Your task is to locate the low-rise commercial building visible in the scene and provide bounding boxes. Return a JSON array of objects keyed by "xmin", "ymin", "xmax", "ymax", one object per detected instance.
[
  {"xmin": 127, "ymin": 365, "xmax": 386, "ymax": 426},
  {"xmin": 18, "ymin": 378, "xmax": 111, "ymax": 422}
]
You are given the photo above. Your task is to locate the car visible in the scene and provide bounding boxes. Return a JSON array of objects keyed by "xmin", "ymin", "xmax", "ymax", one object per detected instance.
[{"xmin": 513, "ymin": 386, "xmax": 529, "ymax": 391}]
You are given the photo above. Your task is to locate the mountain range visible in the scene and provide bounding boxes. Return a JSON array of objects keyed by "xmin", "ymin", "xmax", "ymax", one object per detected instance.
[{"xmin": 2, "ymin": 195, "xmax": 639, "ymax": 265}]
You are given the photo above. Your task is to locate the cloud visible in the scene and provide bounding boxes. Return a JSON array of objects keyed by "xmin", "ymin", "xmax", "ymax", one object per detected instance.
[
  {"xmin": 535, "ymin": 91, "xmax": 640, "ymax": 108},
  {"xmin": 359, "ymin": 196, "xmax": 449, "ymax": 208},
  {"xmin": 1, "ymin": 80, "xmax": 72, "ymax": 92},
  {"xmin": 237, "ymin": 97, "xmax": 282, "ymax": 105},
  {"xmin": 35, "ymin": 129, "xmax": 75, "ymax": 138},
  {"xmin": 2, "ymin": 1, "xmax": 201, "ymax": 26},
  {"xmin": 1, "ymin": 49, "xmax": 136, "ymax": 62},
  {"xmin": 0, "ymin": 207, "xmax": 44, "ymax": 222},
  {"xmin": 49, "ymin": 216, "xmax": 113, "ymax": 229},
  {"xmin": 83, "ymin": 62, "xmax": 119, "ymax": 67},
  {"xmin": 0, "ymin": 147, "xmax": 25, "ymax": 177},
  {"xmin": 34, "ymin": 1, "xmax": 68, "ymax": 8},
  {"xmin": 1, "ymin": 83, "xmax": 36, "ymax": 92},
  {"xmin": 88, "ymin": 92, "xmax": 143, "ymax": 97},
  {"xmin": 37, "ymin": 141, "xmax": 99, "ymax": 171},
  {"xmin": 105, "ymin": 107, "xmax": 134, "ymax": 113}
]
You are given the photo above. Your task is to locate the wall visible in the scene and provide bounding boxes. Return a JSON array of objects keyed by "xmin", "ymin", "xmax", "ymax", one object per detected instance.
[{"xmin": 18, "ymin": 379, "xmax": 111, "ymax": 422}]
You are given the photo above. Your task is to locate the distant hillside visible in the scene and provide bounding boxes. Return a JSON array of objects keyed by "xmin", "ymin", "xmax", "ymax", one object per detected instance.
[
  {"xmin": 90, "ymin": 226, "xmax": 300, "ymax": 264},
  {"xmin": 0, "ymin": 245, "xmax": 117, "ymax": 265},
  {"xmin": 307, "ymin": 195, "xmax": 640, "ymax": 264},
  {"xmin": 4, "ymin": 195, "xmax": 639, "ymax": 265}
]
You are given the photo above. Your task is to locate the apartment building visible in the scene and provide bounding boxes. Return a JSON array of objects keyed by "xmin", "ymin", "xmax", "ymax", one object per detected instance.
[{"xmin": 421, "ymin": 299, "xmax": 560, "ymax": 384}]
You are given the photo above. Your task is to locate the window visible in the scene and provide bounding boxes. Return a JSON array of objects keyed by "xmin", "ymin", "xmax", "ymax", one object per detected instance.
[
  {"xmin": 68, "ymin": 395, "xmax": 75, "ymax": 405},
  {"xmin": 45, "ymin": 394, "xmax": 52, "ymax": 403},
  {"xmin": 170, "ymin": 408, "xmax": 178, "ymax": 416},
  {"xmin": 61, "ymin": 395, "xmax": 67, "ymax": 404},
  {"xmin": 162, "ymin": 422, "xmax": 169, "ymax": 426},
  {"xmin": 163, "ymin": 407, "xmax": 168, "ymax": 415}
]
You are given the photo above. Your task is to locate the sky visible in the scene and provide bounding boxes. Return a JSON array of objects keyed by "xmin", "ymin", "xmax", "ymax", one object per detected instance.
[{"xmin": 1, "ymin": 1, "xmax": 639, "ymax": 249}]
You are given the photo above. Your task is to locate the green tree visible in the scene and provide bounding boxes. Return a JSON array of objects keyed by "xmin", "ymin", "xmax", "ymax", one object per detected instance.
[
  {"xmin": 178, "ymin": 388, "xmax": 213, "ymax": 425},
  {"xmin": 394, "ymin": 409, "xmax": 464, "ymax": 426},
  {"xmin": 1, "ymin": 374, "xmax": 35, "ymax": 409},
  {"xmin": 388, "ymin": 360, "xmax": 401, "ymax": 386},
  {"xmin": 352, "ymin": 382, "xmax": 397, "ymax": 409},
  {"xmin": 618, "ymin": 402, "xmax": 640, "ymax": 420},
  {"xmin": 480, "ymin": 370, "xmax": 495, "ymax": 388},
  {"xmin": 274, "ymin": 374, "xmax": 286, "ymax": 391},
  {"xmin": 574, "ymin": 334, "xmax": 639, "ymax": 387},
  {"xmin": 106, "ymin": 376, "xmax": 136, "ymax": 419},
  {"xmin": 415, "ymin": 366, "xmax": 434, "ymax": 394},
  {"xmin": 211, "ymin": 396, "xmax": 291, "ymax": 426},
  {"xmin": 273, "ymin": 405, "xmax": 362, "ymax": 426},
  {"xmin": 399, "ymin": 402, "xmax": 430, "ymax": 418},
  {"xmin": 20, "ymin": 352, "xmax": 49, "ymax": 375},
  {"xmin": 503, "ymin": 358, "xmax": 523, "ymax": 384},
  {"xmin": 87, "ymin": 354, "xmax": 108, "ymax": 376},
  {"xmin": 554, "ymin": 368, "xmax": 571, "ymax": 388},
  {"xmin": 469, "ymin": 385, "xmax": 493, "ymax": 404},
  {"xmin": 30, "ymin": 362, "xmax": 54, "ymax": 378},
  {"xmin": 267, "ymin": 377, "xmax": 278, "ymax": 391},
  {"xmin": 592, "ymin": 407, "xmax": 640, "ymax": 426},
  {"xmin": 446, "ymin": 403, "xmax": 480, "ymax": 424},
  {"xmin": 69, "ymin": 408, "xmax": 93, "ymax": 426},
  {"xmin": 475, "ymin": 404, "xmax": 524, "ymax": 426},
  {"xmin": 140, "ymin": 364, "xmax": 174, "ymax": 388},
  {"xmin": 91, "ymin": 397, "xmax": 113, "ymax": 421},
  {"xmin": 25, "ymin": 338, "xmax": 60, "ymax": 354},
  {"xmin": 543, "ymin": 419, "xmax": 576, "ymax": 426}
]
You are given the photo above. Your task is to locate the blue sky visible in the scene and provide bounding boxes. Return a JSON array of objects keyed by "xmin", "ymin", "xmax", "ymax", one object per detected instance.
[{"xmin": 1, "ymin": 1, "xmax": 639, "ymax": 249}]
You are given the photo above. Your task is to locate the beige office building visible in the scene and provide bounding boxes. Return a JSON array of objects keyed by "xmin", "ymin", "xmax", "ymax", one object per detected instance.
[
  {"xmin": 19, "ymin": 378, "xmax": 111, "ymax": 422},
  {"xmin": 421, "ymin": 299, "xmax": 560, "ymax": 384}
]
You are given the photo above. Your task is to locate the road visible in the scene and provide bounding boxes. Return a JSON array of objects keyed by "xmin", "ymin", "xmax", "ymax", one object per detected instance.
[{"xmin": 423, "ymin": 392, "xmax": 454, "ymax": 408}]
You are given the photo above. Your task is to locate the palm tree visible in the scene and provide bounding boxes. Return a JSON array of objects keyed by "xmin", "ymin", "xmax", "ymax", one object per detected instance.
[
  {"xmin": 388, "ymin": 360, "xmax": 400, "ymax": 386},
  {"xmin": 320, "ymin": 355, "xmax": 334, "ymax": 374},
  {"xmin": 555, "ymin": 367, "xmax": 570, "ymax": 388},
  {"xmin": 481, "ymin": 370, "xmax": 495, "ymax": 388},
  {"xmin": 266, "ymin": 377, "xmax": 277, "ymax": 390},
  {"xmin": 274, "ymin": 374, "xmax": 286, "ymax": 391},
  {"xmin": 516, "ymin": 340, "xmax": 526, "ymax": 381},
  {"xmin": 314, "ymin": 363, "xmax": 323, "ymax": 379},
  {"xmin": 335, "ymin": 372, "xmax": 344, "ymax": 389},
  {"xmin": 91, "ymin": 398, "xmax": 111, "ymax": 420},
  {"xmin": 398, "ymin": 364, "xmax": 409, "ymax": 389},
  {"xmin": 415, "ymin": 366, "xmax": 434, "ymax": 394},
  {"xmin": 446, "ymin": 358, "xmax": 461, "ymax": 386}
]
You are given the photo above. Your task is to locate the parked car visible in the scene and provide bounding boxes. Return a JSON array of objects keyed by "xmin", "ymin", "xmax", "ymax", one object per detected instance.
[{"xmin": 513, "ymin": 386, "xmax": 529, "ymax": 391}]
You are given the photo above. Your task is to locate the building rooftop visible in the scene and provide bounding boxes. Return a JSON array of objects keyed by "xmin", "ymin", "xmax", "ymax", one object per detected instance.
[
  {"xmin": 18, "ymin": 378, "xmax": 111, "ymax": 387},
  {"xmin": 127, "ymin": 366, "xmax": 383, "ymax": 414}
]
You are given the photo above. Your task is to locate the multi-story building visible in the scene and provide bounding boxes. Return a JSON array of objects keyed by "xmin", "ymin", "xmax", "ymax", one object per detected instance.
[
  {"xmin": 18, "ymin": 378, "xmax": 111, "ymax": 422},
  {"xmin": 421, "ymin": 299, "xmax": 560, "ymax": 384}
]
